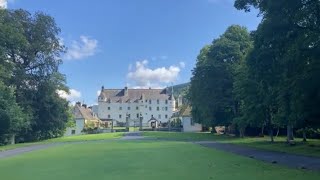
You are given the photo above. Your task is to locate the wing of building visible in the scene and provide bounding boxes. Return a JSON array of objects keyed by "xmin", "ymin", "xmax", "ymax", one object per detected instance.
[
  {"xmin": 65, "ymin": 103, "xmax": 101, "ymax": 136},
  {"xmin": 97, "ymin": 86, "xmax": 176, "ymax": 127}
]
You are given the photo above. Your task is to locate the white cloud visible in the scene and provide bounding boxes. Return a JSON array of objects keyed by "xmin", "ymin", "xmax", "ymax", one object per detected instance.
[
  {"xmin": 64, "ymin": 35, "xmax": 98, "ymax": 60},
  {"xmin": 97, "ymin": 90, "xmax": 101, "ymax": 96},
  {"xmin": 0, "ymin": 0, "xmax": 15, "ymax": 9},
  {"xmin": 179, "ymin": 61, "xmax": 186, "ymax": 68},
  {"xmin": 127, "ymin": 60, "xmax": 181, "ymax": 88},
  {"xmin": 0, "ymin": 0, "xmax": 7, "ymax": 8},
  {"xmin": 57, "ymin": 89, "xmax": 81, "ymax": 102}
]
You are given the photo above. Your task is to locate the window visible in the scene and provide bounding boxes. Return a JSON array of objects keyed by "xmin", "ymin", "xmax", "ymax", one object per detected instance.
[
  {"xmin": 149, "ymin": 106, "xmax": 152, "ymax": 111},
  {"xmin": 158, "ymin": 114, "xmax": 161, "ymax": 119},
  {"xmin": 136, "ymin": 106, "xmax": 139, "ymax": 110},
  {"xmin": 157, "ymin": 107, "xmax": 160, "ymax": 111},
  {"xmin": 71, "ymin": 130, "xmax": 76, "ymax": 135},
  {"xmin": 119, "ymin": 114, "xmax": 122, "ymax": 119},
  {"xmin": 165, "ymin": 107, "xmax": 168, "ymax": 111},
  {"xmin": 108, "ymin": 114, "xmax": 111, "ymax": 118},
  {"xmin": 108, "ymin": 107, "xmax": 110, "ymax": 110},
  {"xmin": 149, "ymin": 100, "xmax": 152, "ymax": 104},
  {"xmin": 165, "ymin": 114, "xmax": 168, "ymax": 119},
  {"xmin": 145, "ymin": 100, "xmax": 147, "ymax": 102},
  {"xmin": 145, "ymin": 105, "xmax": 147, "ymax": 108},
  {"xmin": 119, "ymin": 107, "xmax": 122, "ymax": 110},
  {"xmin": 128, "ymin": 107, "xmax": 131, "ymax": 110},
  {"xmin": 137, "ymin": 113, "xmax": 139, "ymax": 118},
  {"xmin": 165, "ymin": 100, "xmax": 168, "ymax": 104},
  {"xmin": 157, "ymin": 99, "xmax": 159, "ymax": 104}
]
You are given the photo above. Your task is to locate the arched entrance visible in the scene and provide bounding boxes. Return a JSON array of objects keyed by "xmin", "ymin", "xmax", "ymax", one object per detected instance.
[{"xmin": 148, "ymin": 116, "xmax": 159, "ymax": 129}]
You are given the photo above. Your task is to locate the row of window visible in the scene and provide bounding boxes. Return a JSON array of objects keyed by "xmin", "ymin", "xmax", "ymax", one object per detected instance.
[
  {"xmin": 107, "ymin": 114, "xmax": 168, "ymax": 119},
  {"xmin": 102, "ymin": 99, "xmax": 170, "ymax": 104},
  {"xmin": 107, "ymin": 106, "xmax": 169, "ymax": 111},
  {"xmin": 144, "ymin": 99, "xmax": 168, "ymax": 104}
]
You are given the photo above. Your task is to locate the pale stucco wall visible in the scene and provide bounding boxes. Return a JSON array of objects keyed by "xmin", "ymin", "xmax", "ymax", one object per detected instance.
[
  {"xmin": 64, "ymin": 118, "xmax": 85, "ymax": 136},
  {"xmin": 182, "ymin": 116, "xmax": 202, "ymax": 132},
  {"xmin": 98, "ymin": 99, "xmax": 175, "ymax": 126}
]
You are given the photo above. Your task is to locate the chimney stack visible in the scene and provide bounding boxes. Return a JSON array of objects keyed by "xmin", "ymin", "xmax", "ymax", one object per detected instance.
[
  {"xmin": 124, "ymin": 86, "xmax": 128, "ymax": 96},
  {"xmin": 82, "ymin": 104, "xmax": 87, "ymax": 109}
]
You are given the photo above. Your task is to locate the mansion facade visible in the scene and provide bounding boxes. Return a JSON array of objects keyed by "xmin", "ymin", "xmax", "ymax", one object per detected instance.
[{"xmin": 97, "ymin": 86, "xmax": 176, "ymax": 127}]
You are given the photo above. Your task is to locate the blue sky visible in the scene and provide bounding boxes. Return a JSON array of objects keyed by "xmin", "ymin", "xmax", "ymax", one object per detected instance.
[{"xmin": 3, "ymin": 0, "xmax": 261, "ymax": 105}]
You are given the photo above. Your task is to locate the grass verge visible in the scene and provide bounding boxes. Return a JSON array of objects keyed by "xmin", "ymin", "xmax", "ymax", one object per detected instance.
[
  {"xmin": 0, "ymin": 132, "xmax": 124, "ymax": 151},
  {"xmin": 142, "ymin": 131, "xmax": 320, "ymax": 157}
]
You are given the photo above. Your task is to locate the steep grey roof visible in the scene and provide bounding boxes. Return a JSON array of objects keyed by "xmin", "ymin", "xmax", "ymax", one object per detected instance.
[
  {"xmin": 99, "ymin": 88, "xmax": 171, "ymax": 102},
  {"xmin": 181, "ymin": 106, "xmax": 191, "ymax": 117},
  {"xmin": 74, "ymin": 105, "xmax": 100, "ymax": 121}
]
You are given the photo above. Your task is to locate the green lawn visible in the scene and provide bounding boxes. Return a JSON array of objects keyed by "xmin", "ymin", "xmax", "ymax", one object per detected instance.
[
  {"xmin": 0, "ymin": 141, "xmax": 319, "ymax": 180},
  {"xmin": 143, "ymin": 132, "xmax": 320, "ymax": 157},
  {"xmin": 0, "ymin": 132, "xmax": 123, "ymax": 151},
  {"xmin": 46, "ymin": 132, "xmax": 123, "ymax": 142}
]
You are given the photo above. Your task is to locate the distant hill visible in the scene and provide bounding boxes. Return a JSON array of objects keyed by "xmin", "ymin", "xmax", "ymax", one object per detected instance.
[{"xmin": 169, "ymin": 82, "xmax": 190, "ymax": 98}]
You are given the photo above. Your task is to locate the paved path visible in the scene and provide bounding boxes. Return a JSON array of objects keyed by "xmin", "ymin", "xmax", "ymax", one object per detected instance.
[
  {"xmin": 195, "ymin": 141, "xmax": 320, "ymax": 171},
  {"xmin": 0, "ymin": 144, "xmax": 59, "ymax": 159},
  {"xmin": 121, "ymin": 132, "xmax": 145, "ymax": 140}
]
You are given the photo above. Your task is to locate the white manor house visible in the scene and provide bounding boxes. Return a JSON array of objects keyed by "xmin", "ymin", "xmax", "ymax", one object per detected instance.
[{"xmin": 97, "ymin": 86, "xmax": 176, "ymax": 128}]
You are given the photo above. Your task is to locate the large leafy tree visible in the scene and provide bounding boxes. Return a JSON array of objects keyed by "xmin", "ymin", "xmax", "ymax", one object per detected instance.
[
  {"xmin": 190, "ymin": 25, "xmax": 252, "ymax": 132},
  {"xmin": 0, "ymin": 65, "xmax": 29, "ymax": 144},
  {"xmin": 235, "ymin": 0, "xmax": 320, "ymax": 141},
  {"xmin": 0, "ymin": 9, "xmax": 69, "ymax": 142}
]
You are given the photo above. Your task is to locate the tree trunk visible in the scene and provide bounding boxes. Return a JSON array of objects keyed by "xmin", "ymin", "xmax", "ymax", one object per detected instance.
[
  {"xmin": 286, "ymin": 125, "xmax": 294, "ymax": 142},
  {"xmin": 269, "ymin": 128, "xmax": 274, "ymax": 143},
  {"xmin": 260, "ymin": 125, "xmax": 265, "ymax": 137},
  {"xmin": 211, "ymin": 124, "xmax": 215, "ymax": 134},
  {"xmin": 302, "ymin": 128, "xmax": 307, "ymax": 142},
  {"xmin": 225, "ymin": 126, "xmax": 229, "ymax": 135},
  {"xmin": 276, "ymin": 127, "xmax": 280, "ymax": 137},
  {"xmin": 239, "ymin": 128, "xmax": 245, "ymax": 138},
  {"xmin": 10, "ymin": 134, "xmax": 15, "ymax": 145}
]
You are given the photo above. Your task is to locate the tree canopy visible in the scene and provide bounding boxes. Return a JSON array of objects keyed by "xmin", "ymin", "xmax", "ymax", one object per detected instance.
[{"xmin": 0, "ymin": 9, "xmax": 70, "ymax": 143}]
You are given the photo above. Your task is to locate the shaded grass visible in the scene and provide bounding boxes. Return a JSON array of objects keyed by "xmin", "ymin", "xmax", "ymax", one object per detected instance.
[
  {"xmin": 143, "ymin": 131, "xmax": 233, "ymax": 141},
  {"xmin": 143, "ymin": 131, "xmax": 320, "ymax": 157},
  {"xmin": 0, "ymin": 132, "xmax": 123, "ymax": 151},
  {"xmin": 0, "ymin": 141, "xmax": 319, "ymax": 180}
]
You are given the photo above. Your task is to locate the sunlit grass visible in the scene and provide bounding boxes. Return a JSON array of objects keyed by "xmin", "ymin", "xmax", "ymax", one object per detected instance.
[{"xmin": 0, "ymin": 141, "xmax": 319, "ymax": 180}]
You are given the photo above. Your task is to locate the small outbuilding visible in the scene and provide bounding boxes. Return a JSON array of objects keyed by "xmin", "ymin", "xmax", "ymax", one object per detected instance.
[{"xmin": 180, "ymin": 106, "xmax": 202, "ymax": 132}]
